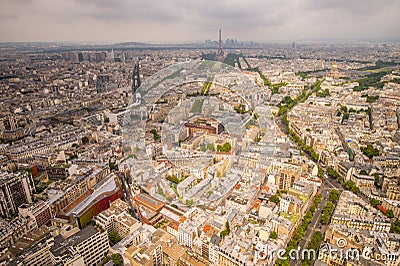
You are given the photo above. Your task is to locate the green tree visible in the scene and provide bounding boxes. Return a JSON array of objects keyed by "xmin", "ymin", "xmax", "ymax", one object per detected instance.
[
  {"xmin": 282, "ymin": 96, "xmax": 293, "ymax": 105},
  {"xmin": 217, "ymin": 142, "xmax": 232, "ymax": 152},
  {"xmin": 81, "ymin": 136, "xmax": 89, "ymax": 144},
  {"xmin": 108, "ymin": 231, "xmax": 122, "ymax": 245},
  {"xmin": 326, "ymin": 167, "xmax": 339, "ymax": 179},
  {"xmin": 370, "ymin": 198, "xmax": 380, "ymax": 208},
  {"xmin": 373, "ymin": 173, "xmax": 381, "ymax": 188},
  {"xmin": 167, "ymin": 175, "xmax": 180, "ymax": 184},
  {"xmin": 360, "ymin": 170, "xmax": 368, "ymax": 175},
  {"xmin": 386, "ymin": 209, "xmax": 394, "ymax": 218},
  {"xmin": 316, "ymin": 88, "xmax": 330, "ymax": 97},
  {"xmin": 270, "ymin": 231, "xmax": 278, "ymax": 239},
  {"xmin": 328, "ymin": 190, "xmax": 340, "ymax": 202},
  {"xmin": 220, "ymin": 221, "xmax": 231, "ymax": 238},
  {"xmin": 207, "ymin": 143, "xmax": 215, "ymax": 151},
  {"xmin": 185, "ymin": 199, "xmax": 194, "ymax": 206},
  {"xmin": 344, "ymin": 181, "xmax": 360, "ymax": 194},
  {"xmin": 390, "ymin": 220, "xmax": 400, "ymax": 234},
  {"xmin": 361, "ymin": 144, "xmax": 380, "ymax": 159},
  {"xmin": 276, "ymin": 190, "xmax": 288, "ymax": 197},
  {"xmin": 109, "ymin": 161, "xmax": 117, "ymax": 170},
  {"xmin": 111, "ymin": 254, "xmax": 123, "ymax": 266},
  {"xmin": 150, "ymin": 129, "xmax": 160, "ymax": 141},
  {"xmin": 269, "ymin": 195, "xmax": 280, "ymax": 204},
  {"xmin": 321, "ymin": 201, "xmax": 335, "ymax": 224},
  {"xmin": 318, "ymin": 166, "xmax": 324, "ymax": 179},
  {"xmin": 103, "ymin": 254, "xmax": 123, "ymax": 266}
]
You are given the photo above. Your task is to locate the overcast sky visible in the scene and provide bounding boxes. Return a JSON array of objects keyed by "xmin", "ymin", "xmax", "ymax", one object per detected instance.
[{"xmin": 0, "ymin": 0, "xmax": 399, "ymax": 43}]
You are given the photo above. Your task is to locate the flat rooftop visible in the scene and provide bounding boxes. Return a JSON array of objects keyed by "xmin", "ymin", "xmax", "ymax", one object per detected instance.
[{"xmin": 134, "ymin": 193, "xmax": 165, "ymax": 210}]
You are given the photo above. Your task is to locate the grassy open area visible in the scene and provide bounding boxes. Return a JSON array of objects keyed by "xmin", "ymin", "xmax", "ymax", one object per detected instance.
[
  {"xmin": 191, "ymin": 98, "xmax": 204, "ymax": 113},
  {"xmin": 280, "ymin": 212, "xmax": 300, "ymax": 224},
  {"xmin": 356, "ymin": 61, "xmax": 398, "ymax": 71},
  {"xmin": 353, "ymin": 69, "xmax": 392, "ymax": 91},
  {"xmin": 202, "ymin": 81, "xmax": 212, "ymax": 95}
]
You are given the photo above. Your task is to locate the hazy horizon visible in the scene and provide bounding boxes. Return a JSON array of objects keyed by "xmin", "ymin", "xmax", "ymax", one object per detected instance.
[{"xmin": 1, "ymin": 0, "xmax": 399, "ymax": 43}]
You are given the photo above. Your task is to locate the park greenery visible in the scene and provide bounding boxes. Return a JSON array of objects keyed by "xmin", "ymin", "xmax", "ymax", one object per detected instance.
[
  {"xmin": 223, "ymin": 53, "xmax": 242, "ymax": 68},
  {"xmin": 217, "ymin": 142, "xmax": 232, "ymax": 152},
  {"xmin": 270, "ymin": 231, "xmax": 278, "ymax": 239},
  {"xmin": 353, "ymin": 69, "xmax": 392, "ymax": 91},
  {"xmin": 278, "ymin": 89, "xmax": 306, "ymax": 116},
  {"xmin": 390, "ymin": 78, "xmax": 400, "ymax": 84},
  {"xmin": 269, "ymin": 195, "xmax": 280, "ymax": 204},
  {"xmin": 200, "ymin": 143, "xmax": 215, "ymax": 152},
  {"xmin": 386, "ymin": 209, "xmax": 394, "ymax": 218},
  {"xmin": 166, "ymin": 174, "xmax": 187, "ymax": 184},
  {"xmin": 271, "ymin": 82, "xmax": 287, "ymax": 94},
  {"xmin": 327, "ymin": 167, "xmax": 339, "ymax": 179},
  {"xmin": 361, "ymin": 144, "xmax": 380, "ymax": 159},
  {"xmin": 202, "ymin": 81, "xmax": 212, "ymax": 95},
  {"xmin": 373, "ymin": 173, "xmax": 381, "ymax": 188},
  {"xmin": 361, "ymin": 94, "xmax": 379, "ymax": 103},
  {"xmin": 190, "ymin": 99, "xmax": 204, "ymax": 113},
  {"xmin": 234, "ymin": 103, "xmax": 248, "ymax": 114},
  {"xmin": 344, "ymin": 180, "xmax": 360, "ymax": 194},
  {"xmin": 356, "ymin": 60, "xmax": 398, "ymax": 71},
  {"xmin": 295, "ymin": 68, "xmax": 329, "ymax": 79},
  {"xmin": 370, "ymin": 198, "xmax": 380, "ymax": 208},
  {"xmin": 220, "ymin": 221, "xmax": 231, "ymax": 238},
  {"xmin": 390, "ymin": 220, "xmax": 400, "ymax": 234},
  {"xmin": 201, "ymin": 53, "xmax": 216, "ymax": 61},
  {"xmin": 185, "ymin": 199, "xmax": 194, "ymax": 206},
  {"xmin": 149, "ymin": 129, "xmax": 160, "ymax": 141},
  {"xmin": 108, "ymin": 231, "xmax": 122, "ymax": 245},
  {"xmin": 316, "ymin": 88, "xmax": 330, "ymax": 98}
]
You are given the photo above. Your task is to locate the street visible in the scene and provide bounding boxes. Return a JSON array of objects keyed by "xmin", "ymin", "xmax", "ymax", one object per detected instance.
[
  {"xmin": 290, "ymin": 180, "xmax": 336, "ymax": 266},
  {"xmin": 116, "ymin": 171, "xmax": 140, "ymax": 220},
  {"xmin": 274, "ymin": 114, "xmax": 349, "ymax": 265}
]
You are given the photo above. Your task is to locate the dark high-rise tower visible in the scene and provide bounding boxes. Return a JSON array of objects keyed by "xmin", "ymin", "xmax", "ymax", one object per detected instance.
[
  {"xmin": 217, "ymin": 29, "xmax": 223, "ymax": 56},
  {"xmin": 132, "ymin": 61, "xmax": 141, "ymax": 94}
]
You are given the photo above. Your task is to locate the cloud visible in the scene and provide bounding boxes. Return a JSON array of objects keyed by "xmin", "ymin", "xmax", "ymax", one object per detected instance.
[{"xmin": 0, "ymin": 0, "xmax": 399, "ymax": 42}]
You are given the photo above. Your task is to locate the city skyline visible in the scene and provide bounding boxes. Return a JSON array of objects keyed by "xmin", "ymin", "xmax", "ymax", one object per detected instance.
[
  {"xmin": 1, "ymin": 0, "xmax": 400, "ymax": 43},
  {"xmin": 0, "ymin": 1, "xmax": 400, "ymax": 264}
]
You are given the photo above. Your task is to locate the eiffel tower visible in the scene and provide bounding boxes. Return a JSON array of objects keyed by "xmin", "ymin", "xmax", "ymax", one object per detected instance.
[{"xmin": 216, "ymin": 29, "xmax": 225, "ymax": 61}]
